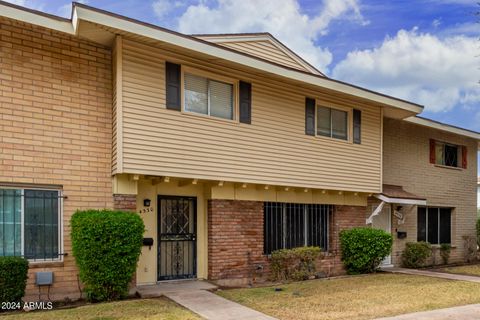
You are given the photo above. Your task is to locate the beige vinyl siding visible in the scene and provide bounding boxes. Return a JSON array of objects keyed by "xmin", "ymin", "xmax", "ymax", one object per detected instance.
[
  {"xmin": 112, "ymin": 45, "xmax": 118, "ymax": 174},
  {"xmin": 218, "ymin": 40, "xmax": 310, "ymax": 73},
  {"xmin": 119, "ymin": 38, "xmax": 382, "ymax": 193}
]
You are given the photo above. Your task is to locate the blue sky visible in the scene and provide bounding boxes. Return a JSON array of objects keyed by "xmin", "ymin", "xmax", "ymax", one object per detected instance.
[{"xmin": 11, "ymin": 0, "xmax": 479, "ymax": 133}]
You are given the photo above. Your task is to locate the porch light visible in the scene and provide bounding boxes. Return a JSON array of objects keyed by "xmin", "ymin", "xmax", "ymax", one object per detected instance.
[{"xmin": 143, "ymin": 198, "xmax": 151, "ymax": 207}]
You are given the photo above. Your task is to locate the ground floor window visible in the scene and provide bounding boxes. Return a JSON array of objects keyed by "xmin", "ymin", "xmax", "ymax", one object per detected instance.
[
  {"xmin": 417, "ymin": 207, "xmax": 451, "ymax": 244},
  {"xmin": 263, "ymin": 202, "xmax": 331, "ymax": 254},
  {"xmin": 0, "ymin": 188, "xmax": 61, "ymax": 260}
]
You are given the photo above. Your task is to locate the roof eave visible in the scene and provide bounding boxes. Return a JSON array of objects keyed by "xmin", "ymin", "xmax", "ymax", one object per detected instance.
[
  {"xmin": 71, "ymin": 4, "xmax": 423, "ymax": 116},
  {"xmin": 406, "ymin": 116, "xmax": 480, "ymax": 148}
]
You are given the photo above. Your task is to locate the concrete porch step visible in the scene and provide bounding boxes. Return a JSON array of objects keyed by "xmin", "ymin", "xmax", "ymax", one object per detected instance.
[{"xmin": 136, "ymin": 280, "xmax": 218, "ymax": 298}]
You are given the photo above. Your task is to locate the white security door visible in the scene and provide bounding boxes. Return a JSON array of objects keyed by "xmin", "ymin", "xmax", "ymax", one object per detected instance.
[{"xmin": 371, "ymin": 204, "xmax": 392, "ymax": 266}]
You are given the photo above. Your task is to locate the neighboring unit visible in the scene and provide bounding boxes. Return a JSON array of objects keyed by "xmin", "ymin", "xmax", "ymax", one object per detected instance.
[{"xmin": 0, "ymin": 2, "xmax": 478, "ymax": 300}]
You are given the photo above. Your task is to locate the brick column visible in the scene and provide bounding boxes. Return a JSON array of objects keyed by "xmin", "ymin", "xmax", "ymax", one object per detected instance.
[
  {"xmin": 113, "ymin": 194, "xmax": 137, "ymax": 211},
  {"xmin": 208, "ymin": 199, "xmax": 267, "ymax": 286},
  {"xmin": 316, "ymin": 205, "xmax": 367, "ymax": 276},
  {"xmin": 113, "ymin": 194, "xmax": 138, "ymax": 288}
]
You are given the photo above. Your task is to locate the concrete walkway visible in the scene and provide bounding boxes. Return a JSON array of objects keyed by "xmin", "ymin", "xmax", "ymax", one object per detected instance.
[
  {"xmin": 375, "ymin": 304, "xmax": 480, "ymax": 320},
  {"xmin": 167, "ymin": 290, "xmax": 277, "ymax": 320},
  {"xmin": 136, "ymin": 280, "xmax": 277, "ymax": 320},
  {"xmin": 381, "ymin": 267, "xmax": 480, "ymax": 283}
]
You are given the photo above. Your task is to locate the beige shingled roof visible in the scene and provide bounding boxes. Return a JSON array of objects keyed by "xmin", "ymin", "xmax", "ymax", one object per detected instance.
[{"xmin": 382, "ymin": 184, "xmax": 426, "ymax": 201}]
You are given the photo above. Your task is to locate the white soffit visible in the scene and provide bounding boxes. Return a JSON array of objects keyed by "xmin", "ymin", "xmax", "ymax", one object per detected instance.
[
  {"xmin": 0, "ymin": 1, "xmax": 73, "ymax": 34},
  {"xmin": 406, "ymin": 116, "xmax": 480, "ymax": 145}
]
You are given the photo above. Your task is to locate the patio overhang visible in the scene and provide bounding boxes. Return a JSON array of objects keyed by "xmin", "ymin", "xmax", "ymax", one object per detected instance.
[
  {"xmin": 366, "ymin": 185, "xmax": 426, "ymax": 224},
  {"xmin": 376, "ymin": 184, "xmax": 427, "ymax": 206}
]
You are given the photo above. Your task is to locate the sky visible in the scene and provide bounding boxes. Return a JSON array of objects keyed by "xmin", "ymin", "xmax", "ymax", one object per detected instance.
[{"xmin": 5, "ymin": 0, "xmax": 480, "ymax": 166}]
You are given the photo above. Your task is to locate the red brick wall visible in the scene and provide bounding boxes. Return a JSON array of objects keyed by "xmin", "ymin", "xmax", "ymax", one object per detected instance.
[
  {"xmin": 208, "ymin": 200, "xmax": 267, "ymax": 285},
  {"xmin": 113, "ymin": 194, "xmax": 137, "ymax": 211},
  {"xmin": 207, "ymin": 200, "xmax": 367, "ymax": 285},
  {"xmin": 317, "ymin": 205, "xmax": 367, "ymax": 276}
]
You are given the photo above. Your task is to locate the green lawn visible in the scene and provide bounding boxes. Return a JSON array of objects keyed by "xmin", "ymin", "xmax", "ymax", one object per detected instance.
[
  {"xmin": 217, "ymin": 273, "xmax": 480, "ymax": 320},
  {"xmin": 439, "ymin": 264, "xmax": 480, "ymax": 277},
  {"xmin": 0, "ymin": 298, "xmax": 201, "ymax": 320}
]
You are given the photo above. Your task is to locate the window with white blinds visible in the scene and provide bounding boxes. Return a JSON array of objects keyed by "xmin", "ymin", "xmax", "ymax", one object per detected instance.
[
  {"xmin": 184, "ymin": 73, "xmax": 234, "ymax": 120},
  {"xmin": 316, "ymin": 106, "xmax": 348, "ymax": 140}
]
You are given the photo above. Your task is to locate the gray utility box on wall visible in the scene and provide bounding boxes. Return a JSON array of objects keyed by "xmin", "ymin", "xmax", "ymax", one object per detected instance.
[{"xmin": 35, "ymin": 271, "xmax": 54, "ymax": 286}]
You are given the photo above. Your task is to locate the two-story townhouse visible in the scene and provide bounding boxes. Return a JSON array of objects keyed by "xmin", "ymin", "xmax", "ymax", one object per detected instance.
[{"xmin": 0, "ymin": 2, "xmax": 478, "ymax": 300}]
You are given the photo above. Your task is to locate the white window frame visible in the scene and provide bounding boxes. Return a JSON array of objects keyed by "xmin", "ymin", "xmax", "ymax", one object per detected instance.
[
  {"xmin": 181, "ymin": 66, "xmax": 239, "ymax": 122},
  {"xmin": 0, "ymin": 186, "xmax": 63, "ymax": 263},
  {"xmin": 315, "ymin": 103, "xmax": 353, "ymax": 142}
]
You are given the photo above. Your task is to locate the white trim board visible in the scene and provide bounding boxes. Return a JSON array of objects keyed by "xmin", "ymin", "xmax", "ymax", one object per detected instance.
[
  {"xmin": 406, "ymin": 116, "xmax": 480, "ymax": 146},
  {"xmin": 375, "ymin": 194, "xmax": 427, "ymax": 206}
]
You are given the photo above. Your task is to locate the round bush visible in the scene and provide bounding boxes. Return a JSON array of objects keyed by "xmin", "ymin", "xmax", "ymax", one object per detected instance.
[
  {"xmin": 71, "ymin": 209, "xmax": 144, "ymax": 301},
  {"xmin": 401, "ymin": 242, "xmax": 431, "ymax": 268},
  {"xmin": 0, "ymin": 257, "xmax": 29, "ymax": 306},
  {"xmin": 340, "ymin": 227, "xmax": 393, "ymax": 274}
]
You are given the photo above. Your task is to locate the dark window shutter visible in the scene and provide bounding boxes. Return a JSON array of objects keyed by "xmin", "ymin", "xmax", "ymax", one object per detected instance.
[
  {"xmin": 165, "ymin": 62, "xmax": 181, "ymax": 110},
  {"xmin": 239, "ymin": 81, "xmax": 252, "ymax": 124},
  {"xmin": 462, "ymin": 146, "xmax": 468, "ymax": 169},
  {"xmin": 353, "ymin": 109, "xmax": 361, "ymax": 144},
  {"xmin": 429, "ymin": 139, "xmax": 436, "ymax": 164},
  {"xmin": 305, "ymin": 98, "xmax": 315, "ymax": 136}
]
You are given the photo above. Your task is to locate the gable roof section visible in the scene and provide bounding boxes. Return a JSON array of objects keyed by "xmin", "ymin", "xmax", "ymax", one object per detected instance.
[
  {"xmin": 194, "ymin": 33, "xmax": 325, "ymax": 76},
  {"xmin": 0, "ymin": 0, "xmax": 423, "ymax": 118}
]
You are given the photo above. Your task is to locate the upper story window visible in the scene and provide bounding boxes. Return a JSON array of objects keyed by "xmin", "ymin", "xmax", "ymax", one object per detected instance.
[
  {"xmin": 184, "ymin": 73, "xmax": 234, "ymax": 120},
  {"xmin": 430, "ymin": 139, "xmax": 467, "ymax": 169},
  {"xmin": 305, "ymin": 98, "xmax": 361, "ymax": 143},
  {"xmin": 317, "ymin": 106, "xmax": 348, "ymax": 140},
  {"xmin": 166, "ymin": 62, "xmax": 252, "ymax": 124},
  {"xmin": 0, "ymin": 188, "xmax": 61, "ymax": 261},
  {"xmin": 436, "ymin": 141, "xmax": 458, "ymax": 167}
]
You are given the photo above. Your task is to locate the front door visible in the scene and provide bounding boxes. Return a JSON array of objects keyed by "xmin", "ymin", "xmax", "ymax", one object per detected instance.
[
  {"xmin": 157, "ymin": 196, "xmax": 196, "ymax": 280},
  {"xmin": 372, "ymin": 204, "xmax": 392, "ymax": 266}
]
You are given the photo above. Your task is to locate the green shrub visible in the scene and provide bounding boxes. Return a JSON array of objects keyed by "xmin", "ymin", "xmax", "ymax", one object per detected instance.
[
  {"xmin": 340, "ymin": 227, "xmax": 393, "ymax": 274},
  {"xmin": 270, "ymin": 247, "xmax": 322, "ymax": 281},
  {"xmin": 440, "ymin": 243, "xmax": 451, "ymax": 265},
  {"xmin": 0, "ymin": 257, "xmax": 29, "ymax": 306},
  {"xmin": 71, "ymin": 209, "xmax": 144, "ymax": 302},
  {"xmin": 401, "ymin": 242, "xmax": 432, "ymax": 268}
]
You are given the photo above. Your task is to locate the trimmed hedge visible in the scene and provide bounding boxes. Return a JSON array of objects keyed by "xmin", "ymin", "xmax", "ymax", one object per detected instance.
[
  {"xmin": 340, "ymin": 227, "xmax": 393, "ymax": 274},
  {"xmin": 0, "ymin": 257, "xmax": 29, "ymax": 305},
  {"xmin": 270, "ymin": 246, "xmax": 321, "ymax": 281},
  {"xmin": 71, "ymin": 209, "xmax": 144, "ymax": 302},
  {"xmin": 401, "ymin": 242, "xmax": 431, "ymax": 268}
]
